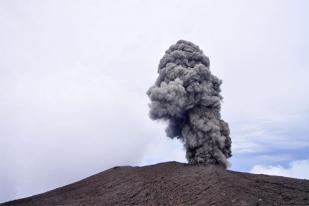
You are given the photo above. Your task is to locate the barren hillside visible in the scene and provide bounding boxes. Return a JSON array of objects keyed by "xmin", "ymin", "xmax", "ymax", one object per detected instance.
[{"xmin": 2, "ymin": 162, "xmax": 309, "ymax": 206}]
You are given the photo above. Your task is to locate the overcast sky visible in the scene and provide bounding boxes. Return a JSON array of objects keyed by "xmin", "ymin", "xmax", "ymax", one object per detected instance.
[{"xmin": 1, "ymin": 0, "xmax": 309, "ymax": 203}]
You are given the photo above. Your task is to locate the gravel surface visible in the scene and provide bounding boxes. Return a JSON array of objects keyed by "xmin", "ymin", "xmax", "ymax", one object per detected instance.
[{"xmin": 2, "ymin": 161, "xmax": 309, "ymax": 206}]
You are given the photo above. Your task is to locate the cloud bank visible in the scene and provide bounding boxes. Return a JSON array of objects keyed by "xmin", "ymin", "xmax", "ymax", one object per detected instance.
[{"xmin": 250, "ymin": 160, "xmax": 309, "ymax": 179}]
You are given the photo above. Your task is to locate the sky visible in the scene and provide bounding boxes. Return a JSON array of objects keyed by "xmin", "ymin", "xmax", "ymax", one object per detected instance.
[{"xmin": 1, "ymin": 0, "xmax": 309, "ymax": 203}]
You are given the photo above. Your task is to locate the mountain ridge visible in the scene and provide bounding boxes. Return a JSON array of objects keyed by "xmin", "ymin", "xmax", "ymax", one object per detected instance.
[{"xmin": 1, "ymin": 161, "xmax": 309, "ymax": 206}]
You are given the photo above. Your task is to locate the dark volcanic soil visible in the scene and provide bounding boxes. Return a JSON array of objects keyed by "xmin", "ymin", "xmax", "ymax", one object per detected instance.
[{"xmin": 1, "ymin": 161, "xmax": 309, "ymax": 206}]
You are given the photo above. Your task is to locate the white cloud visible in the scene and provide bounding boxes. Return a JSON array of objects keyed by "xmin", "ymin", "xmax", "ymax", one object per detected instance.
[
  {"xmin": 231, "ymin": 120, "xmax": 309, "ymax": 155},
  {"xmin": 250, "ymin": 160, "xmax": 309, "ymax": 179},
  {"xmin": 140, "ymin": 134, "xmax": 186, "ymax": 166}
]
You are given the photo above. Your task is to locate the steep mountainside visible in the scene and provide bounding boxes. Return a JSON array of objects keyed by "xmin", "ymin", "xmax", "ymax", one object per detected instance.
[{"xmin": 1, "ymin": 162, "xmax": 309, "ymax": 206}]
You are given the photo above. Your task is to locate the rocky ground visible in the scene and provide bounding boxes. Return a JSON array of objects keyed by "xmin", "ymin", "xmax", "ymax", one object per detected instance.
[{"xmin": 1, "ymin": 161, "xmax": 309, "ymax": 206}]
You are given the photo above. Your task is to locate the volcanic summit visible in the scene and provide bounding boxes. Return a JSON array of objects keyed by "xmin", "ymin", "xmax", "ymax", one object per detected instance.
[{"xmin": 2, "ymin": 162, "xmax": 309, "ymax": 206}]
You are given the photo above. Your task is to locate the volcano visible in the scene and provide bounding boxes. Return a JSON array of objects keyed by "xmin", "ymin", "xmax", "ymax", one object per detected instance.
[{"xmin": 1, "ymin": 161, "xmax": 309, "ymax": 206}]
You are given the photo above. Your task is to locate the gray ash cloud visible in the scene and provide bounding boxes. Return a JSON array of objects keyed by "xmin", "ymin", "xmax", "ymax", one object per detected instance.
[{"xmin": 147, "ymin": 40, "xmax": 232, "ymax": 168}]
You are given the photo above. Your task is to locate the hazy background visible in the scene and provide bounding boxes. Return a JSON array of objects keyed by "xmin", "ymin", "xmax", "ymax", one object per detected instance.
[{"xmin": 1, "ymin": 0, "xmax": 309, "ymax": 202}]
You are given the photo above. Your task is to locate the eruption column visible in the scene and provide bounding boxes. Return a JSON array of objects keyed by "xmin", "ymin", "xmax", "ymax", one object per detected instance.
[{"xmin": 147, "ymin": 40, "xmax": 232, "ymax": 168}]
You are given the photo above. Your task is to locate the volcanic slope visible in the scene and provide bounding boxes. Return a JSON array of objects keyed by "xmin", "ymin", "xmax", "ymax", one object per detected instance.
[{"xmin": 1, "ymin": 162, "xmax": 309, "ymax": 206}]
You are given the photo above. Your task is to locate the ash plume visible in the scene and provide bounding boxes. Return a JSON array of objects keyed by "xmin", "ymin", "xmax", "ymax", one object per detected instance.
[{"xmin": 147, "ymin": 40, "xmax": 232, "ymax": 168}]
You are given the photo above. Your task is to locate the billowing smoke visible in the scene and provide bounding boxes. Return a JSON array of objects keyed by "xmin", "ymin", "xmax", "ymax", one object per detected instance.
[{"xmin": 147, "ymin": 40, "xmax": 232, "ymax": 168}]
